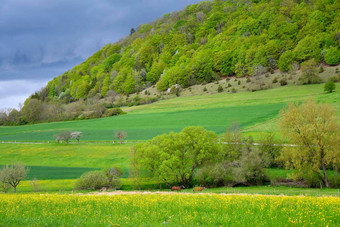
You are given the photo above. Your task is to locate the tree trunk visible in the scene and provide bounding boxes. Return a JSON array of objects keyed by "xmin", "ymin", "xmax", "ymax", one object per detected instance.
[
  {"xmin": 321, "ymin": 162, "xmax": 329, "ymax": 188},
  {"xmin": 13, "ymin": 186, "xmax": 16, "ymax": 193}
]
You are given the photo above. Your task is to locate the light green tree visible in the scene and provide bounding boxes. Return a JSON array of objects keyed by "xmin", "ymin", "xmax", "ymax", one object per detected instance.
[
  {"xmin": 279, "ymin": 100, "xmax": 340, "ymax": 187},
  {"xmin": 133, "ymin": 127, "xmax": 220, "ymax": 186},
  {"xmin": 0, "ymin": 163, "xmax": 29, "ymax": 193}
]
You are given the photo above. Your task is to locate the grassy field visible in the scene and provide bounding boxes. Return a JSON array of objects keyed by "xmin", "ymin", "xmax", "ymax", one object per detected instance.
[
  {"xmin": 0, "ymin": 84, "xmax": 338, "ymax": 142},
  {"xmin": 0, "ymin": 144, "xmax": 130, "ymax": 169},
  {"xmin": 0, "ymin": 194, "xmax": 339, "ymax": 226}
]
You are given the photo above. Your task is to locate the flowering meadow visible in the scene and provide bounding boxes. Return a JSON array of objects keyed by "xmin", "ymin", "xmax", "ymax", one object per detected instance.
[{"xmin": 0, "ymin": 193, "xmax": 339, "ymax": 226}]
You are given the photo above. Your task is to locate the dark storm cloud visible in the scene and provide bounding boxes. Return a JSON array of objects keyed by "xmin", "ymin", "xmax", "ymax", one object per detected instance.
[{"xmin": 0, "ymin": 0, "xmax": 202, "ymax": 108}]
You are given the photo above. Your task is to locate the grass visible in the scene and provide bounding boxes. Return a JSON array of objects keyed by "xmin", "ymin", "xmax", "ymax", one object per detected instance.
[
  {"xmin": 0, "ymin": 84, "xmax": 338, "ymax": 141},
  {"xmin": 0, "ymin": 194, "xmax": 339, "ymax": 226},
  {"xmin": 0, "ymin": 143, "xmax": 131, "ymax": 169}
]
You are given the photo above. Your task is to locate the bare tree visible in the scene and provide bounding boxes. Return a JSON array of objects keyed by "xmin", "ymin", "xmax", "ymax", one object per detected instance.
[
  {"xmin": 0, "ymin": 163, "xmax": 29, "ymax": 193},
  {"xmin": 55, "ymin": 131, "xmax": 72, "ymax": 144},
  {"xmin": 104, "ymin": 167, "xmax": 123, "ymax": 189},
  {"xmin": 115, "ymin": 131, "xmax": 127, "ymax": 144},
  {"xmin": 71, "ymin": 132, "xmax": 82, "ymax": 144}
]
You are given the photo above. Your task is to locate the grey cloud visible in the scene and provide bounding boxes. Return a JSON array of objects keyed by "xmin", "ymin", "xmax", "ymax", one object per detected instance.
[{"xmin": 0, "ymin": 0, "xmax": 202, "ymax": 107}]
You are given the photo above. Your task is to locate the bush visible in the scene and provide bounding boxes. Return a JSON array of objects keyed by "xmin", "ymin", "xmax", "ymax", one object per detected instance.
[
  {"xmin": 246, "ymin": 77, "xmax": 251, "ymax": 83},
  {"xmin": 203, "ymin": 87, "xmax": 207, "ymax": 92},
  {"xmin": 195, "ymin": 162, "xmax": 233, "ymax": 187},
  {"xmin": 272, "ymin": 77, "xmax": 278, "ymax": 83},
  {"xmin": 279, "ymin": 78, "xmax": 287, "ymax": 86},
  {"xmin": 233, "ymin": 150, "xmax": 268, "ymax": 185},
  {"xmin": 104, "ymin": 167, "xmax": 123, "ymax": 189},
  {"xmin": 238, "ymin": 81, "xmax": 241, "ymax": 85},
  {"xmin": 217, "ymin": 85, "xmax": 223, "ymax": 93},
  {"xmin": 319, "ymin": 66, "xmax": 324, "ymax": 73},
  {"xmin": 324, "ymin": 81, "xmax": 336, "ymax": 93},
  {"xmin": 74, "ymin": 171, "xmax": 108, "ymax": 190},
  {"xmin": 0, "ymin": 181, "xmax": 11, "ymax": 193},
  {"xmin": 103, "ymin": 108, "xmax": 126, "ymax": 117},
  {"xmin": 298, "ymin": 59, "xmax": 322, "ymax": 84}
]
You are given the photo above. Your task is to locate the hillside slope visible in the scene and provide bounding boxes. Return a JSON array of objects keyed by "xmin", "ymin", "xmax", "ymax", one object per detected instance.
[
  {"xmin": 0, "ymin": 83, "xmax": 338, "ymax": 142},
  {"xmin": 35, "ymin": 0, "xmax": 339, "ymax": 102}
]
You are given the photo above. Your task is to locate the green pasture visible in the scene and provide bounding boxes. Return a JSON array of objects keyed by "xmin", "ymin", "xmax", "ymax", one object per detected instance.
[
  {"xmin": 0, "ymin": 84, "xmax": 338, "ymax": 142},
  {"xmin": 0, "ymin": 144, "xmax": 130, "ymax": 169}
]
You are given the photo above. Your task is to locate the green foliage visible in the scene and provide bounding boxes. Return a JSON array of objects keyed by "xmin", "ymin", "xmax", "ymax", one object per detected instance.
[
  {"xmin": 28, "ymin": 0, "xmax": 339, "ymax": 104},
  {"xmin": 324, "ymin": 81, "xmax": 336, "ymax": 93},
  {"xmin": 102, "ymin": 53, "xmax": 121, "ymax": 72},
  {"xmin": 279, "ymin": 78, "xmax": 287, "ymax": 86},
  {"xmin": 217, "ymin": 85, "xmax": 223, "ymax": 93},
  {"xmin": 324, "ymin": 46, "xmax": 340, "ymax": 66},
  {"xmin": 298, "ymin": 59, "xmax": 322, "ymax": 84},
  {"xmin": 133, "ymin": 127, "xmax": 220, "ymax": 186},
  {"xmin": 104, "ymin": 167, "xmax": 123, "ymax": 189},
  {"xmin": 0, "ymin": 163, "xmax": 29, "ymax": 193},
  {"xmin": 278, "ymin": 51, "xmax": 294, "ymax": 72},
  {"xmin": 74, "ymin": 171, "xmax": 108, "ymax": 190}
]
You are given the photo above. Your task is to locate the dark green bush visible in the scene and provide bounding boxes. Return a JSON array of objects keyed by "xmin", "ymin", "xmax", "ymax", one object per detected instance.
[
  {"xmin": 279, "ymin": 78, "xmax": 287, "ymax": 86},
  {"xmin": 74, "ymin": 171, "xmax": 108, "ymax": 190},
  {"xmin": 217, "ymin": 85, "xmax": 223, "ymax": 93}
]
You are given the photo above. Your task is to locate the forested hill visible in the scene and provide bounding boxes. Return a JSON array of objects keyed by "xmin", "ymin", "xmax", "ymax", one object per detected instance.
[{"xmin": 36, "ymin": 0, "xmax": 339, "ymax": 102}]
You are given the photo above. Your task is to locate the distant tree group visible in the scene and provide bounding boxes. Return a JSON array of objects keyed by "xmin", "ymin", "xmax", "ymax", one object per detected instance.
[{"xmin": 55, "ymin": 131, "xmax": 82, "ymax": 144}]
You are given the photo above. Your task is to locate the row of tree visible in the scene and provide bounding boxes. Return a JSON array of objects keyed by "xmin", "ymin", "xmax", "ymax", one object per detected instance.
[
  {"xmin": 131, "ymin": 100, "xmax": 340, "ymax": 188},
  {"xmin": 53, "ymin": 130, "xmax": 127, "ymax": 144},
  {"xmin": 0, "ymin": 97, "xmax": 126, "ymax": 126}
]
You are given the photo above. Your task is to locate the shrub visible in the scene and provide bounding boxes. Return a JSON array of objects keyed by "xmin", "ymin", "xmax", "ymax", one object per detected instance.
[
  {"xmin": 324, "ymin": 81, "xmax": 336, "ymax": 93},
  {"xmin": 246, "ymin": 77, "xmax": 251, "ymax": 83},
  {"xmin": 238, "ymin": 81, "xmax": 241, "ymax": 85},
  {"xmin": 298, "ymin": 59, "xmax": 322, "ymax": 84},
  {"xmin": 74, "ymin": 171, "xmax": 108, "ymax": 190},
  {"xmin": 104, "ymin": 167, "xmax": 123, "ymax": 189},
  {"xmin": 233, "ymin": 150, "xmax": 268, "ymax": 185},
  {"xmin": 272, "ymin": 77, "xmax": 278, "ymax": 83},
  {"xmin": 195, "ymin": 162, "xmax": 233, "ymax": 187},
  {"xmin": 228, "ymin": 83, "xmax": 232, "ymax": 87},
  {"xmin": 103, "ymin": 108, "xmax": 126, "ymax": 117},
  {"xmin": 231, "ymin": 88, "xmax": 236, "ymax": 93},
  {"xmin": 203, "ymin": 87, "xmax": 207, "ymax": 92},
  {"xmin": 279, "ymin": 78, "xmax": 287, "ymax": 86},
  {"xmin": 0, "ymin": 181, "xmax": 11, "ymax": 193},
  {"xmin": 328, "ymin": 75, "xmax": 340, "ymax": 83},
  {"xmin": 319, "ymin": 66, "xmax": 324, "ymax": 73},
  {"xmin": 217, "ymin": 85, "xmax": 223, "ymax": 93}
]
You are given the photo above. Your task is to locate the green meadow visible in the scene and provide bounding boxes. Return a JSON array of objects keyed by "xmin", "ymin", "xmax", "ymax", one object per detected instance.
[
  {"xmin": 0, "ymin": 84, "xmax": 338, "ymax": 142},
  {"xmin": 0, "ymin": 84, "xmax": 339, "ymax": 194}
]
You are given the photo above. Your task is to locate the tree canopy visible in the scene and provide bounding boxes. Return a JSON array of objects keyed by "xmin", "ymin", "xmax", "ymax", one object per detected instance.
[{"xmin": 31, "ymin": 0, "xmax": 339, "ymax": 102}]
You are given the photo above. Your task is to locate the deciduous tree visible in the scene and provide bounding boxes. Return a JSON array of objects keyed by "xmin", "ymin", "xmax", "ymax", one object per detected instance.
[
  {"xmin": 279, "ymin": 100, "xmax": 340, "ymax": 187},
  {"xmin": 0, "ymin": 163, "xmax": 29, "ymax": 193}
]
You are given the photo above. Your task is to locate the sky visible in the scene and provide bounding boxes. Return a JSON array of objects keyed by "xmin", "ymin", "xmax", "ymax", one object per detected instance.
[{"xmin": 0, "ymin": 0, "xmax": 201, "ymax": 109}]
